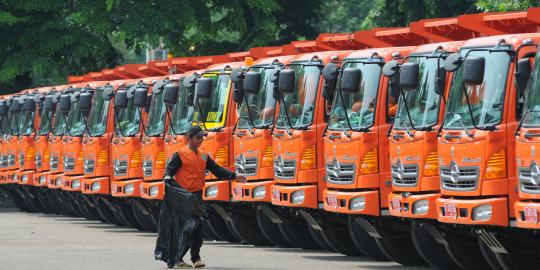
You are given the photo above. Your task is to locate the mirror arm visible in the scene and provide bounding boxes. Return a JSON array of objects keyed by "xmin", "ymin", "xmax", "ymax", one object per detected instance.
[
  {"xmin": 386, "ymin": 118, "xmax": 395, "ymax": 138},
  {"xmin": 338, "ymin": 89, "xmax": 354, "ymax": 136},
  {"xmin": 61, "ymin": 113, "xmax": 73, "ymax": 137},
  {"xmin": 195, "ymin": 98, "xmax": 208, "ymax": 131},
  {"xmin": 243, "ymin": 94, "xmax": 257, "ymax": 134},
  {"xmin": 138, "ymin": 107, "xmax": 147, "ymax": 140},
  {"xmin": 399, "ymin": 90, "xmax": 421, "ymax": 132},
  {"xmin": 279, "ymin": 95, "xmax": 294, "ymax": 136},
  {"xmin": 461, "ymin": 82, "xmax": 488, "ymax": 131},
  {"xmin": 112, "ymin": 107, "xmax": 124, "ymax": 138},
  {"xmin": 165, "ymin": 107, "xmax": 177, "ymax": 137}
]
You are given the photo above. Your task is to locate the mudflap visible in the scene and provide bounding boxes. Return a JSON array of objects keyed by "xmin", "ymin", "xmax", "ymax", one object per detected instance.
[
  {"xmin": 477, "ymin": 228, "xmax": 540, "ymax": 270},
  {"xmin": 348, "ymin": 216, "xmax": 389, "ymax": 261},
  {"xmin": 132, "ymin": 199, "xmax": 159, "ymax": 232},
  {"xmin": 67, "ymin": 192, "xmax": 97, "ymax": 220},
  {"xmin": 110, "ymin": 197, "xmax": 146, "ymax": 230},
  {"xmin": 255, "ymin": 204, "xmax": 294, "ymax": 248},
  {"xmin": 79, "ymin": 195, "xmax": 106, "ymax": 223},
  {"xmin": 226, "ymin": 203, "xmax": 273, "ymax": 246},
  {"xmin": 95, "ymin": 195, "xmax": 125, "ymax": 226},
  {"xmin": 299, "ymin": 209, "xmax": 363, "ymax": 256},
  {"xmin": 204, "ymin": 203, "xmax": 241, "ymax": 243},
  {"xmin": 410, "ymin": 220, "xmax": 461, "ymax": 270},
  {"xmin": 270, "ymin": 207, "xmax": 324, "ymax": 250}
]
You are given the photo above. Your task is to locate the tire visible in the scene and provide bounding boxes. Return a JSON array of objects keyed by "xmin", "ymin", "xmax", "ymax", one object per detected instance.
[
  {"xmin": 444, "ymin": 232, "xmax": 490, "ymax": 270},
  {"xmin": 369, "ymin": 219, "xmax": 427, "ymax": 266},
  {"xmin": 277, "ymin": 219, "xmax": 323, "ymax": 250},
  {"xmin": 306, "ymin": 224, "xmax": 332, "ymax": 250},
  {"xmin": 348, "ymin": 216, "xmax": 389, "ymax": 261},
  {"xmin": 478, "ymin": 237, "xmax": 540, "ymax": 270},
  {"xmin": 205, "ymin": 205, "xmax": 241, "ymax": 243},
  {"xmin": 229, "ymin": 210, "xmax": 273, "ymax": 246},
  {"xmin": 410, "ymin": 220, "xmax": 460, "ymax": 270},
  {"xmin": 45, "ymin": 190, "xmax": 62, "ymax": 215},
  {"xmin": 78, "ymin": 197, "xmax": 103, "ymax": 221},
  {"xmin": 23, "ymin": 187, "xmax": 48, "ymax": 213},
  {"xmin": 95, "ymin": 196, "xmax": 124, "ymax": 226},
  {"xmin": 320, "ymin": 224, "xmax": 363, "ymax": 256},
  {"xmin": 131, "ymin": 200, "xmax": 158, "ymax": 232},
  {"xmin": 36, "ymin": 190, "xmax": 55, "ymax": 214},
  {"xmin": 56, "ymin": 191, "xmax": 79, "ymax": 217},
  {"xmin": 9, "ymin": 188, "xmax": 31, "ymax": 212},
  {"xmin": 255, "ymin": 207, "xmax": 293, "ymax": 248}
]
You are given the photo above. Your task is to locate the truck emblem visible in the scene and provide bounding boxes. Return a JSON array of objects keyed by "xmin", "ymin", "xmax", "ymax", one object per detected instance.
[
  {"xmin": 449, "ymin": 161, "xmax": 460, "ymax": 183},
  {"xmin": 396, "ymin": 159, "xmax": 404, "ymax": 180},
  {"xmin": 276, "ymin": 155, "xmax": 284, "ymax": 173},
  {"xmin": 332, "ymin": 158, "xmax": 341, "ymax": 177},
  {"xmin": 530, "ymin": 162, "xmax": 540, "ymax": 186}
]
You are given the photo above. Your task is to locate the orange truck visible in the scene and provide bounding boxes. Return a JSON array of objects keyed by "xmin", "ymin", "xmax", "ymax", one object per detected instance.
[{"xmin": 435, "ymin": 33, "xmax": 540, "ymax": 269}]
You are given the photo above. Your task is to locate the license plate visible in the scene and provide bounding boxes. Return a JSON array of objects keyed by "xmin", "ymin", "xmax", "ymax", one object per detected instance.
[
  {"xmin": 524, "ymin": 207, "xmax": 538, "ymax": 223},
  {"xmin": 272, "ymin": 190, "xmax": 281, "ymax": 201},
  {"xmin": 391, "ymin": 198, "xmax": 401, "ymax": 211},
  {"xmin": 327, "ymin": 195, "xmax": 338, "ymax": 208},
  {"xmin": 445, "ymin": 203, "xmax": 457, "ymax": 219},
  {"xmin": 234, "ymin": 186, "xmax": 242, "ymax": 198}
]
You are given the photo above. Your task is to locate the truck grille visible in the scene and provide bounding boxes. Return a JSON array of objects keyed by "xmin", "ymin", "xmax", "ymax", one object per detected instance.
[
  {"xmin": 0, "ymin": 155, "xmax": 7, "ymax": 168},
  {"xmin": 35, "ymin": 154, "xmax": 42, "ymax": 169},
  {"xmin": 84, "ymin": 159, "xmax": 95, "ymax": 174},
  {"xmin": 326, "ymin": 160, "xmax": 355, "ymax": 184},
  {"xmin": 50, "ymin": 156, "xmax": 59, "ymax": 171},
  {"xmin": 19, "ymin": 154, "xmax": 24, "ymax": 166},
  {"xmin": 143, "ymin": 160, "xmax": 153, "ymax": 177},
  {"xmin": 235, "ymin": 155, "xmax": 258, "ymax": 176},
  {"xmin": 518, "ymin": 165, "xmax": 540, "ymax": 194},
  {"xmin": 8, "ymin": 154, "xmax": 15, "ymax": 166},
  {"xmin": 273, "ymin": 156, "xmax": 296, "ymax": 179},
  {"xmin": 63, "ymin": 157, "xmax": 75, "ymax": 172},
  {"xmin": 114, "ymin": 159, "xmax": 128, "ymax": 176},
  {"xmin": 391, "ymin": 162, "xmax": 419, "ymax": 187},
  {"xmin": 440, "ymin": 164, "xmax": 479, "ymax": 191}
]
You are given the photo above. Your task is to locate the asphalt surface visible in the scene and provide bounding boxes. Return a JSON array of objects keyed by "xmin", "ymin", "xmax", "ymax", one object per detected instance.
[{"xmin": 0, "ymin": 208, "xmax": 432, "ymax": 270}]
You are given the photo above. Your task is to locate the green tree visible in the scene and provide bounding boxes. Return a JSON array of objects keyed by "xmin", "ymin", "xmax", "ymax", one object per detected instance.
[
  {"xmin": 315, "ymin": 0, "xmax": 382, "ymax": 33},
  {"xmin": 475, "ymin": 0, "xmax": 540, "ymax": 11}
]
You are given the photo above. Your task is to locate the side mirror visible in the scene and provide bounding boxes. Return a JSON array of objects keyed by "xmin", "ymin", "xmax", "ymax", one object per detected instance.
[
  {"xmin": 399, "ymin": 62, "xmax": 420, "ymax": 90},
  {"xmin": 231, "ymin": 68, "xmax": 245, "ymax": 104},
  {"xmin": 133, "ymin": 87, "xmax": 148, "ymax": 108},
  {"xmin": 515, "ymin": 58, "xmax": 531, "ymax": 95},
  {"xmin": 59, "ymin": 94, "xmax": 71, "ymax": 115},
  {"xmin": 23, "ymin": 98, "xmax": 36, "ymax": 112},
  {"xmin": 230, "ymin": 68, "xmax": 244, "ymax": 83},
  {"xmin": 44, "ymin": 96, "xmax": 55, "ymax": 112},
  {"xmin": 0, "ymin": 102, "xmax": 7, "ymax": 116},
  {"xmin": 70, "ymin": 92, "xmax": 80, "ymax": 103},
  {"xmin": 322, "ymin": 63, "xmax": 339, "ymax": 100},
  {"xmin": 79, "ymin": 92, "xmax": 94, "ymax": 117},
  {"xmin": 195, "ymin": 77, "xmax": 213, "ymax": 99},
  {"xmin": 463, "ymin": 57, "xmax": 485, "ymax": 85},
  {"xmin": 444, "ymin": 53, "xmax": 462, "ymax": 72},
  {"xmin": 278, "ymin": 69, "xmax": 295, "ymax": 93},
  {"xmin": 9, "ymin": 98, "xmax": 20, "ymax": 112},
  {"xmin": 163, "ymin": 83, "xmax": 179, "ymax": 106},
  {"xmin": 382, "ymin": 60, "xmax": 399, "ymax": 77},
  {"xmin": 435, "ymin": 64, "xmax": 446, "ymax": 96},
  {"xmin": 341, "ymin": 68, "xmax": 362, "ymax": 93},
  {"xmin": 145, "ymin": 94, "xmax": 152, "ymax": 113},
  {"xmin": 102, "ymin": 85, "xmax": 114, "ymax": 100},
  {"xmin": 33, "ymin": 93, "xmax": 44, "ymax": 103},
  {"xmin": 114, "ymin": 90, "xmax": 128, "ymax": 109},
  {"xmin": 243, "ymin": 71, "xmax": 261, "ymax": 94},
  {"xmin": 152, "ymin": 81, "xmax": 164, "ymax": 95}
]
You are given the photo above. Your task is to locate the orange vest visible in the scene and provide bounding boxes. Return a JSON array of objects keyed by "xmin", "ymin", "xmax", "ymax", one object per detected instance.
[{"xmin": 174, "ymin": 146, "xmax": 208, "ymax": 192}]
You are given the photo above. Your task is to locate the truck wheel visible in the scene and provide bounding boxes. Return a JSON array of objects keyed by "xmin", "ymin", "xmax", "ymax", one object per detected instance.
[
  {"xmin": 306, "ymin": 224, "xmax": 332, "ymax": 250},
  {"xmin": 320, "ymin": 224, "xmax": 363, "ymax": 256},
  {"xmin": 205, "ymin": 206, "xmax": 241, "ymax": 243},
  {"xmin": 78, "ymin": 198, "xmax": 103, "ymax": 222},
  {"xmin": 132, "ymin": 200, "xmax": 158, "ymax": 232},
  {"xmin": 229, "ymin": 212, "xmax": 273, "ymax": 246},
  {"xmin": 45, "ymin": 190, "xmax": 62, "ymax": 215},
  {"xmin": 57, "ymin": 192, "xmax": 79, "ymax": 217},
  {"xmin": 444, "ymin": 233, "xmax": 490, "ymax": 270},
  {"xmin": 255, "ymin": 207, "xmax": 293, "ymax": 248},
  {"xmin": 348, "ymin": 216, "xmax": 389, "ymax": 261},
  {"xmin": 95, "ymin": 196, "xmax": 124, "ymax": 226},
  {"xmin": 113, "ymin": 199, "xmax": 146, "ymax": 230},
  {"xmin": 277, "ymin": 220, "xmax": 324, "ymax": 250},
  {"xmin": 371, "ymin": 220, "xmax": 427, "ymax": 266},
  {"xmin": 9, "ymin": 188, "xmax": 31, "ymax": 212},
  {"xmin": 478, "ymin": 238, "xmax": 539, "ymax": 270},
  {"xmin": 36, "ymin": 190, "xmax": 54, "ymax": 214},
  {"xmin": 410, "ymin": 220, "xmax": 460, "ymax": 270}
]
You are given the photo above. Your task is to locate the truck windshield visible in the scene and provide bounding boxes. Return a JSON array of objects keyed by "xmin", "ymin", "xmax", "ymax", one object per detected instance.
[
  {"xmin": 328, "ymin": 60, "xmax": 381, "ymax": 131},
  {"xmin": 194, "ymin": 74, "xmax": 230, "ymax": 130},
  {"xmin": 37, "ymin": 107, "xmax": 52, "ymax": 136},
  {"xmin": 394, "ymin": 56, "xmax": 441, "ymax": 130},
  {"xmin": 145, "ymin": 89, "xmax": 166, "ymax": 136},
  {"xmin": 115, "ymin": 96, "xmax": 141, "ymax": 137},
  {"xmin": 9, "ymin": 112, "xmax": 20, "ymax": 136},
  {"xmin": 444, "ymin": 49, "xmax": 511, "ymax": 129},
  {"xmin": 19, "ymin": 110, "xmax": 35, "ymax": 135},
  {"xmin": 52, "ymin": 105, "xmax": 66, "ymax": 136},
  {"xmin": 66, "ymin": 99, "xmax": 85, "ymax": 136},
  {"xmin": 522, "ymin": 53, "xmax": 540, "ymax": 127},
  {"xmin": 87, "ymin": 89, "xmax": 110, "ymax": 137},
  {"xmin": 169, "ymin": 84, "xmax": 194, "ymax": 134},
  {"xmin": 1, "ymin": 116, "xmax": 9, "ymax": 136},
  {"xmin": 276, "ymin": 64, "xmax": 321, "ymax": 129},
  {"xmin": 237, "ymin": 67, "xmax": 277, "ymax": 129}
]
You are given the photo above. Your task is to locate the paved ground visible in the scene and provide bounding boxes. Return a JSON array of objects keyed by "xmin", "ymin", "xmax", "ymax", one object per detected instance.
[{"xmin": 0, "ymin": 208, "xmax": 431, "ymax": 270}]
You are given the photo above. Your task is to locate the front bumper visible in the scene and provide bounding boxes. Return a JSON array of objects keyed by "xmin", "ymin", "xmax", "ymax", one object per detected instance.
[
  {"xmin": 81, "ymin": 176, "xmax": 110, "ymax": 195},
  {"xmin": 111, "ymin": 179, "xmax": 142, "ymax": 197},
  {"xmin": 15, "ymin": 170, "xmax": 35, "ymax": 186},
  {"xmin": 231, "ymin": 180, "xmax": 274, "ymax": 202},
  {"xmin": 1, "ymin": 170, "xmax": 18, "ymax": 184},
  {"xmin": 388, "ymin": 192, "xmax": 439, "ymax": 219},
  {"xmin": 61, "ymin": 175, "xmax": 84, "ymax": 192},
  {"xmin": 140, "ymin": 181, "xmax": 164, "ymax": 200},
  {"xmin": 270, "ymin": 184, "xmax": 318, "ymax": 209},
  {"xmin": 436, "ymin": 197, "xmax": 508, "ymax": 226},
  {"xmin": 323, "ymin": 189, "xmax": 380, "ymax": 215},
  {"xmin": 203, "ymin": 180, "xmax": 231, "ymax": 201},
  {"xmin": 47, "ymin": 173, "xmax": 65, "ymax": 189},
  {"xmin": 514, "ymin": 201, "xmax": 540, "ymax": 229}
]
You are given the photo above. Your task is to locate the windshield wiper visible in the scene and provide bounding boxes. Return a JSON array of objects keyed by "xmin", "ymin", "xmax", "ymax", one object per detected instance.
[
  {"xmin": 444, "ymin": 112, "xmax": 473, "ymax": 138},
  {"xmin": 515, "ymin": 109, "xmax": 540, "ymax": 136}
]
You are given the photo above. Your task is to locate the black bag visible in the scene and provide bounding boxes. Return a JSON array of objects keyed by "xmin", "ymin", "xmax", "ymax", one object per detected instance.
[{"xmin": 154, "ymin": 180, "xmax": 204, "ymax": 268}]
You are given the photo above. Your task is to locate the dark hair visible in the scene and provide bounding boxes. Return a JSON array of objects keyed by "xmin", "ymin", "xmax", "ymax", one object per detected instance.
[{"xmin": 187, "ymin": 126, "xmax": 204, "ymax": 139}]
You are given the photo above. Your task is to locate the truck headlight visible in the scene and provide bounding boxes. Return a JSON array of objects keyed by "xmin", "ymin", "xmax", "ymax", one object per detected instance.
[
  {"xmin": 149, "ymin": 186, "xmax": 159, "ymax": 197},
  {"xmin": 472, "ymin": 204, "xmax": 492, "ymax": 221},
  {"xmin": 412, "ymin": 199, "xmax": 429, "ymax": 215},
  {"xmin": 91, "ymin": 182, "xmax": 101, "ymax": 191},
  {"xmin": 72, "ymin": 179, "xmax": 80, "ymax": 189},
  {"xmin": 55, "ymin": 177, "xmax": 63, "ymax": 186},
  {"xmin": 125, "ymin": 183, "xmax": 134, "ymax": 195},
  {"xmin": 12, "ymin": 174, "xmax": 18, "ymax": 181},
  {"xmin": 39, "ymin": 175, "xmax": 46, "ymax": 184},
  {"xmin": 205, "ymin": 185, "xmax": 218, "ymax": 198},
  {"xmin": 21, "ymin": 174, "xmax": 28, "ymax": 183},
  {"xmin": 291, "ymin": 190, "xmax": 305, "ymax": 204},
  {"xmin": 253, "ymin": 186, "xmax": 266, "ymax": 198},
  {"xmin": 349, "ymin": 196, "xmax": 366, "ymax": 210}
]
